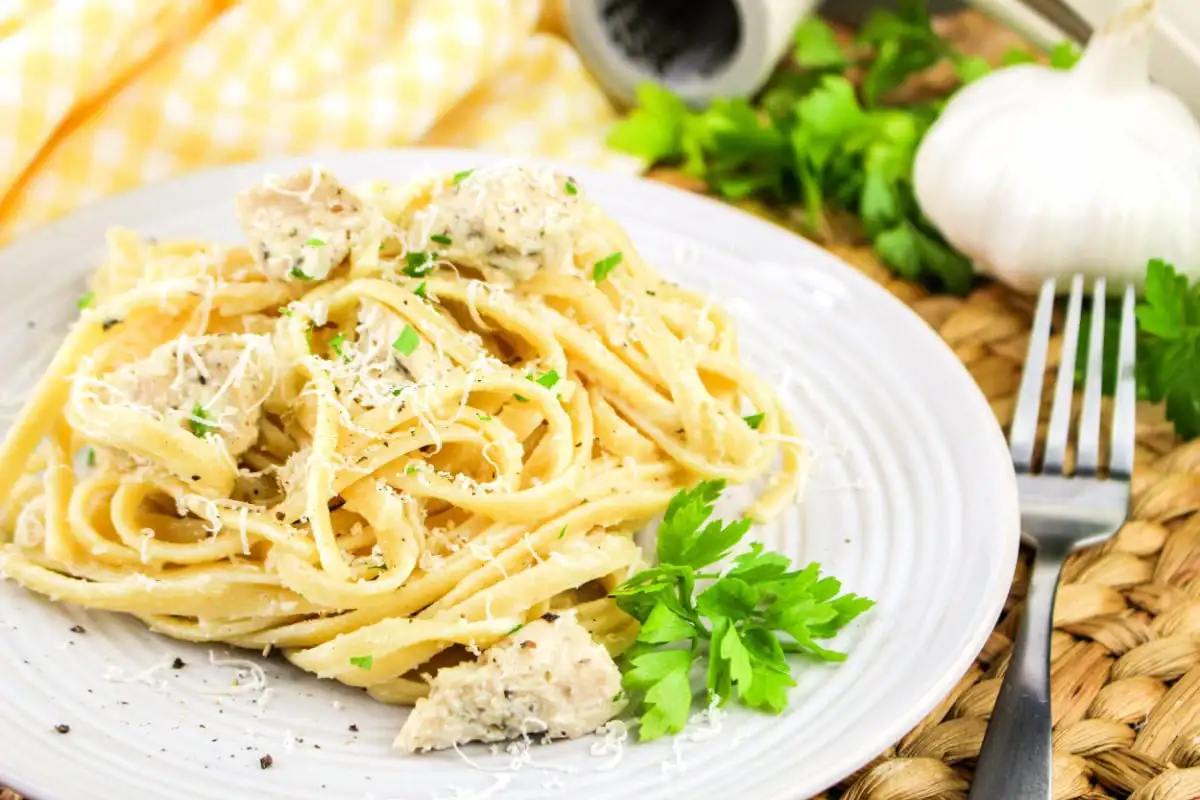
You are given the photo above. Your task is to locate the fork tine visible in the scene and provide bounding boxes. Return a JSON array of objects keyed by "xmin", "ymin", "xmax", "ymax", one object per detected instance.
[
  {"xmin": 1109, "ymin": 283, "xmax": 1137, "ymax": 479},
  {"xmin": 1075, "ymin": 278, "xmax": 1107, "ymax": 476},
  {"xmin": 1043, "ymin": 276, "xmax": 1085, "ymax": 474},
  {"xmin": 1010, "ymin": 278, "xmax": 1057, "ymax": 472}
]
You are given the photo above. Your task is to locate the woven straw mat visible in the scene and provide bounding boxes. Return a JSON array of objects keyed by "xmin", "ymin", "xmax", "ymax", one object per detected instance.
[{"xmin": 6, "ymin": 10, "xmax": 1200, "ymax": 800}]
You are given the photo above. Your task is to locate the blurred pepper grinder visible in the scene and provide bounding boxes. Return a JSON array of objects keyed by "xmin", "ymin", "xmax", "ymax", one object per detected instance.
[{"xmin": 564, "ymin": 0, "xmax": 964, "ymax": 106}]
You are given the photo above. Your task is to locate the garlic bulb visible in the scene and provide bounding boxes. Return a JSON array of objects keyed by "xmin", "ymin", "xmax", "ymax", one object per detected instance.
[{"xmin": 913, "ymin": 0, "xmax": 1200, "ymax": 292}]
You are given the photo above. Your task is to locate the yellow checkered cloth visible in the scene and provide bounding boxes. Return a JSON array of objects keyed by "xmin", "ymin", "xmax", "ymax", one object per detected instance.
[{"xmin": 0, "ymin": 0, "xmax": 639, "ymax": 244}]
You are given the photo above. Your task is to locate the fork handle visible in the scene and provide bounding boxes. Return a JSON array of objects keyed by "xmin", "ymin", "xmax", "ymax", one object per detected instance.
[{"xmin": 967, "ymin": 548, "xmax": 1065, "ymax": 800}]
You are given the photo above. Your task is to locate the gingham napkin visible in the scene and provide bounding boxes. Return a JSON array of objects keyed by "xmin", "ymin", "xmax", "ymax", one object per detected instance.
[{"xmin": 0, "ymin": 0, "xmax": 639, "ymax": 244}]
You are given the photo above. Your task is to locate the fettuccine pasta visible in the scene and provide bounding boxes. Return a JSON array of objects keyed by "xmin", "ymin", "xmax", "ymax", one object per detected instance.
[{"xmin": 0, "ymin": 163, "xmax": 803, "ymax": 747}]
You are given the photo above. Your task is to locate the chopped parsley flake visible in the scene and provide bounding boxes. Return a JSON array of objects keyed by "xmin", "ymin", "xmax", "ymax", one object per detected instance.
[
  {"xmin": 403, "ymin": 251, "xmax": 434, "ymax": 278},
  {"xmin": 76, "ymin": 292, "xmax": 95, "ymax": 310},
  {"xmin": 278, "ymin": 305, "xmax": 293, "ymax": 317},
  {"xmin": 531, "ymin": 369, "xmax": 560, "ymax": 389},
  {"xmin": 290, "ymin": 266, "xmax": 313, "ymax": 281},
  {"xmin": 507, "ymin": 624, "xmax": 524, "ymax": 636},
  {"xmin": 305, "ymin": 237, "xmax": 326, "ymax": 247},
  {"xmin": 349, "ymin": 655, "xmax": 373, "ymax": 670},
  {"xmin": 592, "ymin": 252, "xmax": 623, "ymax": 282},
  {"xmin": 558, "ymin": 525, "xmax": 567, "ymax": 539},
  {"xmin": 565, "ymin": 181, "xmax": 578, "ymax": 195},
  {"xmin": 414, "ymin": 281, "xmax": 427, "ymax": 299},
  {"xmin": 743, "ymin": 412, "xmax": 765, "ymax": 430},
  {"xmin": 188, "ymin": 404, "xmax": 215, "ymax": 438},
  {"xmin": 329, "ymin": 332, "xmax": 349, "ymax": 362},
  {"xmin": 405, "ymin": 464, "xmax": 418, "ymax": 475},
  {"xmin": 452, "ymin": 169, "xmax": 475, "ymax": 184},
  {"xmin": 392, "ymin": 324, "xmax": 419, "ymax": 356},
  {"xmin": 430, "ymin": 234, "xmax": 452, "ymax": 246},
  {"xmin": 513, "ymin": 393, "xmax": 529, "ymax": 403},
  {"xmin": 86, "ymin": 448, "xmax": 96, "ymax": 467},
  {"xmin": 478, "ymin": 414, "xmax": 492, "ymax": 421}
]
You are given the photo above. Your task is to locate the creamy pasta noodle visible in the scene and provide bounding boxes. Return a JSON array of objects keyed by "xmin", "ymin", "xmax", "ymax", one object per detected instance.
[{"xmin": 0, "ymin": 164, "xmax": 803, "ymax": 751}]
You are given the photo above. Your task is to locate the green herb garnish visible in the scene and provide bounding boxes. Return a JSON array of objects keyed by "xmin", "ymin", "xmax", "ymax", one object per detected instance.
[
  {"xmin": 349, "ymin": 655, "xmax": 374, "ymax": 670},
  {"xmin": 403, "ymin": 251, "xmax": 434, "ymax": 278},
  {"xmin": 392, "ymin": 324, "xmax": 419, "ymax": 356},
  {"xmin": 592, "ymin": 252, "xmax": 623, "ymax": 283},
  {"xmin": 607, "ymin": 5, "xmax": 988, "ymax": 293},
  {"xmin": 513, "ymin": 394, "xmax": 529, "ymax": 403},
  {"xmin": 612, "ymin": 480, "xmax": 872, "ymax": 741},
  {"xmin": 414, "ymin": 281, "xmax": 428, "ymax": 298},
  {"xmin": 1134, "ymin": 260, "xmax": 1200, "ymax": 439},
  {"xmin": 565, "ymin": 181, "xmax": 578, "ymax": 195},
  {"xmin": 329, "ymin": 332, "xmax": 349, "ymax": 362},
  {"xmin": 478, "ymin": 414, "xmax": 492, "ymax": 421},
  {"xmin": 430, "ymin": 234, "xmax": 452, "ymax": 246},
  {"xmin": 531, "ymin": 369, "xmax": 560, "ymax": 389},
  {"xmin": 77, "ymin": 292, "xmax": 95, "ymax": 310},
  {"xmin": 86, "ymin": 448, "xmax": 96, "ymax": 467},
  {"xmin": 305, "ymin": 237, "xmax": 326, "ymax": 247},
  {"xmin": 743, "ymin": 413, "xmax": 765, "ymax": 430},
  {"xmin": 290, "ymin": 267, "xmax": 313, "ymax": 281},
  {"xmin": 452, "ymin": 169, "xmax": 475, "ymax": 184},
  {"xmin": 188, "ymin": 404, "xmax": 215, "ymax": 438},
  {"xmin": 558, "ymin": 525, "xmax": 567, "ymax": 539}
]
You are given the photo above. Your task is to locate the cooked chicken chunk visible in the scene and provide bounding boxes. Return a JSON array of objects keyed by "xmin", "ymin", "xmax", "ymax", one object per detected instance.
[
  {"xmin": 100, "ymin": 333, "xmax": 275, "ymax": 456},
  {"xmin": 396, "ymin": 612, "xmax": 623, "ymax": 753},
  {"xmin": 404, "ymin": 165, "xmax": 585, "ymax": 282},
  {"xmin": 236, "ymin": 166, "xmax": 394, "ymax": 282}
]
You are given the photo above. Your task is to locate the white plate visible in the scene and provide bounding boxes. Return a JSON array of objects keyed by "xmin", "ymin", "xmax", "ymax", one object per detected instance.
[{"xmin": 0, "ymin": 149, "xmax": 1019, "ymax": 800}]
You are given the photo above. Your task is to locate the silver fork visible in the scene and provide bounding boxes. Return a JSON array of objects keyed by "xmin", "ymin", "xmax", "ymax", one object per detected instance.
[{"xmin": 968, "ymin": 275, "xmax": 1136, "ymax": 799}]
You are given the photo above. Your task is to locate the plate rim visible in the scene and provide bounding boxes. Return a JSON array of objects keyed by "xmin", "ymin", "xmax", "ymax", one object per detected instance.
[{"xmin": 0, "ymin": 147, "xmax": 1021, "ymax": 800}]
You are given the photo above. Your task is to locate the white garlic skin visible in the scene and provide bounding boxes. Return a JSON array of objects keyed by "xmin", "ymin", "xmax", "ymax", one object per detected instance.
[{"xmin": 913, "ymin": 3, "xmax": 1200, "ymax": 292}]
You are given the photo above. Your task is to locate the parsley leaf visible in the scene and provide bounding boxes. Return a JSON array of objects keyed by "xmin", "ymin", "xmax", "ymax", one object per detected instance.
[
  {"xmin": 403, "ymin": 251, "xmax": 434, "ymax": 278},
  {"xmin": 349, "ymin": 655, "xmax": 373, "ymax": 670},
  {"xmin": 623, "ymin": 650, "xmax": 694, "ymax": 741},
  {"xmin": 743, "ymin": 412, "xmax": 764, "ymax": 429},
  {"xmin": 290, "ymin": 266, "xmax": 313, "ymax": 281},
  {"xmin": 607, "ymin": 4, "xmax": 982, "ymax": 294},
  {"xmin": 305, "ymin": 237, "xmax": 326, "ymax": 247},
  {"xmin": 414, "ymin": 281, "xmax": 428, "ymax": 299},
  {"xmin": 656, "ymin": 479, "xmax": 751, "ymax": 569},
  {"xmin": 564, "ymin": 180, "xmax": 578, "ymax": 195},
  {"xmin": 607, "ymin": 83, "xmax": 689, "ymax": 162},
  {"xmin": 452, "ymin": 169, "xmax": 475, "ymax": 184},
  {"xmin": 392, "ymin": 324, "xmax": 419, "ymax": 357},
  {"xmin": 792, "ymin": 18, "xmax": 849, "ymax": 70},
  {"xmin": 612, "ymin": 482, "xmax": 872, "ymax": 739},
  {"xmin": 531, "ymin": 369, "xmax": 560, "ymax": 389},
  {"xmin": 329, "ymin": 332, "xmax": 349, "ymax": 362},
  {"xmin": 1049, "ymin": 41, "xmax": 1082, "ymax": 70},
  {"xmin": 1136, "ymin": 259, "xmax": 1200, "ymax": 438},
  {"xmin": 430, "ymin": 234, "xmax": 452, "ymax": 246},
  {"xmin": 592, "ymin": 252, "xmax": 623, "ymax": 282},
  {"xmin": 188, "ymin": 403, "xmax": 215, "ymax": 438},
  {"xmin": 77, "ymin": 292, "xmax": 95, "ymax": 310}
]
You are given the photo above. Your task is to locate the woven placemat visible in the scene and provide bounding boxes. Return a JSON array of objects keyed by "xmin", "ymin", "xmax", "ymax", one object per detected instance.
[{"xmin": 5, "ymin": 12, "xmax": 1200, "ymax": 800}]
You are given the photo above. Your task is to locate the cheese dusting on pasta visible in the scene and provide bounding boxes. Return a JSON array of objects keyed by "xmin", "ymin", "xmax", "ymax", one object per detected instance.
[{"xmin": 0, "ymin": 164, "xmax": 804, "ymax": 751}]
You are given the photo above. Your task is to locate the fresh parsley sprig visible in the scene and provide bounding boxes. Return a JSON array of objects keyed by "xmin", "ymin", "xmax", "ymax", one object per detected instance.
[
  {"xmin": 611, "ymin": 480, "xmax": 872, "ymax": 741},
  {"xmin": 1133, "ymin": 260, "xmax": 1200, "ymax": 439},
  {"xmin": 607, "ymin": 2, "xmax": 1078, "ymax": 295}
]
